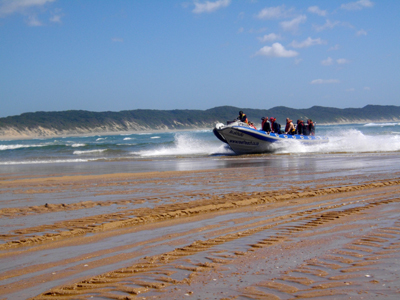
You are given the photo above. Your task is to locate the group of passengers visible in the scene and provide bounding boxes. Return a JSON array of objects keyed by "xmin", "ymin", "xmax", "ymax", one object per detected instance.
[{"xmin": 237, "ymin": 111, "xmax": 315, "ymax": 136}]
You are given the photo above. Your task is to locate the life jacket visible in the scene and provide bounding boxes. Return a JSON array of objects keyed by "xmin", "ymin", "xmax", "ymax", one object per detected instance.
[
  {"xmin": 270, "ymin": 118, "xmax": 276, "ymax": 132},
  {"xmin": 239, "ymin": 114, "xmax": 248, "ymax": 123},
  {"xmin": 285, "ymin": 122, "xmax": 290, "ymax": 133}
]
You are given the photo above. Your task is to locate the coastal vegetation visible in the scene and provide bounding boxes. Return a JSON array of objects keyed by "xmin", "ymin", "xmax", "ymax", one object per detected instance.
[{"xmin": 1, "ymin": 105, "xmax": 400, "ymax": 138}]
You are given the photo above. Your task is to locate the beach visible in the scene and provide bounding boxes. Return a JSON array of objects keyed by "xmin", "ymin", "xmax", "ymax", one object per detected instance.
[{"xmin": 1, "ymin": 151, "xmax": 400, "ymax": 299}]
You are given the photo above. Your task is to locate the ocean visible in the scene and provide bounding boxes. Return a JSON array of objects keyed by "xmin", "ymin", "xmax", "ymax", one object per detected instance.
[{"xmin": 1, "ymin": 122, "xmax": 400, "ymax": 176}]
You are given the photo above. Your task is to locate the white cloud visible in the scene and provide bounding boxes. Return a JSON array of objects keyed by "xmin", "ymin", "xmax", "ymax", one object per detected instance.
[
  {"xmin": 255, "ymin": 43, "xmax": 298, "ymax": 58},
  {"xmin": 307, "ymin": 6, "xmax": 327, "ymax": 16},
  {"xmin": 356, "ymin": 29, "xmax": 367, "ymax": 36},
  {"xmin": 0, "ymin": 0, "xmax": 55, "ymax": 17},
  {"xmin": 313, "ymin": 19, "xmax": 341, "ymax": 32},
  {"xmin": 328, "ymin": 44, "xmax": 340, "ymax": 51},
  {"xmin": 27, "ymin": 14, "xmax": 41, "ymax": 26},
  {"xmin": 49, "ymin": 14, "xmax": 61, "ymax": 23},
  {"xmin": 280, "ymin": 15, "xmax": 307, "ymax": 32},
  {"xmin": 311, "ymin": 79, "xmax": 340, "ymax": 84},
  {"xmin": 257, "ymin": 33, "xmax": 281, "ymax": 42},
  {"xmin": 346, "ymin": 88, "xmax": 356, "ymax": 92},
  {"xmin": 290, "ymin": 37, "xmax": 327, "ymax": 48},
  {"xmin": 256, "ymin": 5, "xmax": 293, "ymax": 20},
  {"xmin": 364, "ymin": 86, "xmax": 371, "ymax": 90},
  {"xmin": 341, "ymin": 0, "xmax": 374, "ymax": 10},
  {"xmin": 237, "ymin": 27, "xmax": 244, "ymax": 33},
  {"xmin": 321, "ymin": 57, "xmax": 333, "ymax": 66},
  {"xmin": 294, "ymin": 58, "xmax": 303, "ymax": 65},
  {"xmin": 111, "ymin": 38, "xmax": 124, "ymax": 43},
  {"xmin": 337, "ymin": 58, "xmax": 350, "ymax": 64},
  {"xmin": 49, "ymin": 8, "xmax": 62, "ymax": 23},
  {"xmin": 192, "ymin": 0, "xmax": 231, "ymax": 14}
]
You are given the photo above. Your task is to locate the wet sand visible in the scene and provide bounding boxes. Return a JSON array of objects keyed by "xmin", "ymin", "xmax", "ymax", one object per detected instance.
[{"xmin": 1, "ymin": 153, "xmax": 400, "ymax": 299}]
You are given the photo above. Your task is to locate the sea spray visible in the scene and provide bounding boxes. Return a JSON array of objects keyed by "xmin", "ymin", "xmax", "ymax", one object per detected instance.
[{"xmin": 132, "ymin": 132, "xmax": 222, "ymax": 157}]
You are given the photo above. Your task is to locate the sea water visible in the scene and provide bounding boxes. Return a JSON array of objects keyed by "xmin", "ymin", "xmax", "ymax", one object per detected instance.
[{"xmin": 0, "ymin": 123, "xmax": 400, "ymax": 170}]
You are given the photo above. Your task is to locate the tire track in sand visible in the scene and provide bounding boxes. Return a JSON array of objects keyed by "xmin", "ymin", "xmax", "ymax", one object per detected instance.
[
  {"xmin": 30, "ymin": 193, "xmax": 400, "ymax": 299},
  {"xmin": 2, "ymin": 180, "xmax": 399, "ymax": 250}
]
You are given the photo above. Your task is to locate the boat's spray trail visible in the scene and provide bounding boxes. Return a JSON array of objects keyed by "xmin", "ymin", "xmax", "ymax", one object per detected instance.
[
  {"xmin": 279, "ymin": 129, "xmax": 400, "ymax": 154},
  {"xmin": 132, "ymin": 132, "xmax": 230, "ymax": 157}
]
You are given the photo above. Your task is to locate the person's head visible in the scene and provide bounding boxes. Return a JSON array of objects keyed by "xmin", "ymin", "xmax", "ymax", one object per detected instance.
[
  {"xmin": 270, "ymin": 117, "xmax": 275, "ymax": 121},
  {"xmin": 286, "ymin": 118, "xmax": 289, "ymax": 122},
  {"xmin": 239, "ymin": 111, "xmax": 243, "ymax": 115}
]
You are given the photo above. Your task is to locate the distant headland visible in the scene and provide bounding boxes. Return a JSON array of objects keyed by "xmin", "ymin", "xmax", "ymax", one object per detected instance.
[{"xmin": 1, "ymin": 105, "xmax": 400, "ymax": 139}]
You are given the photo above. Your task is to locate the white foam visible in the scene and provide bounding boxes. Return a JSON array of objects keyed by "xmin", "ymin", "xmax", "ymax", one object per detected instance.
[
  {"xmin": 0, "ymin": 144, "xmax": 45, "ymax": 150},
  {"xmin": 279, "ymin": 129, "xmax": 400, "ymax": 154},
  {"xmin": 132, "ymin": 132, "xmax": 222, "ymax": 157},
  {"xmin": 73, "ymin": 149, "xmax": 107, "ymax": 155},
  {"xmin": 364, "ymin": 122, "xmax": 399, "ymax": 127},
  {"xmin": 0, "ymin": 158, "xmax": 96, "ymax": 165},
  {"xmin": 123, "ymin": 137, "xmax": 135, "ymax": 140},
  {"xmin": 150, "ymin": 136, "xmax": 160, "ymax": 139},
  {"xmin": 71, "ymin": 143, "xmax": 86, "ymax": 147}
]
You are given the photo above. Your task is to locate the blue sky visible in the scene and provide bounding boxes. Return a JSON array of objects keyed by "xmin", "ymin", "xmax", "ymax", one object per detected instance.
[{"xmin": 0, "ymin": 0, "xmax": 399, "ymax": 117}]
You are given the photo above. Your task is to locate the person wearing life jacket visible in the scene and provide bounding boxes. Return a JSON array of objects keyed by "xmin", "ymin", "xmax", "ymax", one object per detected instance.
[
  {"xmin": 249, "ymin": 122, "xmax": 257, "ymax": 129},
  {"xmin": 261, "ymin": 117, "xmax": 271, "ymax": 133},
  {"xmin": 270, "ymin": 117, "xmax": 282, "ymax": 134},
  {"xmin": 237, "ymin": 111, "xmax": 248, "ymax": 124},
  {"xmin": 307, "ymin": 119, "xmax": 315, "ymax": 136},
  {"xmin": 269, "ymin": 117, "xmax": 276, "ymax": 132},
  {"xmin": 295, "ymin": 119, "xmax": 305, "ymax": 135},
  {"xmin": 285, "ymin": 118, "xmax": 295, "ymax": 135}
]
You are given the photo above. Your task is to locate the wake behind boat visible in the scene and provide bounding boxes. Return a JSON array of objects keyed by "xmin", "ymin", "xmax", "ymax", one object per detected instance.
[{"xmin": 213, "ymin": 121, "xmax": 329, "ymax": 154}]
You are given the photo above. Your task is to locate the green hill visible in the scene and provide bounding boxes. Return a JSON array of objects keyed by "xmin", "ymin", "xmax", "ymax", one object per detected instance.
[{"xmin": 1, "ymin": 105, "xmax": 400, "ymax": 138}]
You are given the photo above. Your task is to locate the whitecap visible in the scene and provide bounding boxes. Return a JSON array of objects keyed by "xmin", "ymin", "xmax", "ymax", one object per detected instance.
[
  {"xmin": 73, "ymin": 149, "xmax": 107, "ymax": 155},
  {"xmin": 364, "ymin": 122, "xmax": 397, "ymax": 127},
  {"xmin": 0, "ymin": 144, "xmax": 45, "ymax": 150}
]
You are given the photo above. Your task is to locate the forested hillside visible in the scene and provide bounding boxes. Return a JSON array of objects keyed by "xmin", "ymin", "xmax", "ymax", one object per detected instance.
[{"xmin": 1, "ymin": 105, "xmax": 400, "ymax": 138}]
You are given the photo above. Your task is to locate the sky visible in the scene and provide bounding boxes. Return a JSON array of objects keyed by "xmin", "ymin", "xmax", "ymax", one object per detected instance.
[{"xmin": 0, "ymin": 0, "xmax": 399, "ymax": 118}]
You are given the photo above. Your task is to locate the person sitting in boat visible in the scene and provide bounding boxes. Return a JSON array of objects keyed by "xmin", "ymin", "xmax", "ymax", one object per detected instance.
[
  {"xmin": 295, "ymin": 119, "xmax": 305, "ymax": 135},
  {"xmin": 307, "ymin": 119, "xmax": 315, "ymax": 136},
  {"xmin": 249, "ymin": 122, "xmax": 257, "ymax": 129},
  {"xmin": 270, "ymin": 117, "xmax": 282, "ymax": 134},
  {"xmin": 285, "ymin": 118, "xmax": 295, "ymax": 135},
  {"xmin": 237, "ymin": 111, "xmax": 248, "ymax": 124},
  {"xmin": 261, "ymin": 117, "xmax": 271, "ymax": 133}
]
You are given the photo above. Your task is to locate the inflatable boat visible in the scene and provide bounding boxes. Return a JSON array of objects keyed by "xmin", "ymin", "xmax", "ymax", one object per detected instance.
[{"xmin": 213, "ymin": 121, "xmax": 329, "ymax": 154}]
